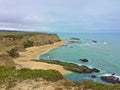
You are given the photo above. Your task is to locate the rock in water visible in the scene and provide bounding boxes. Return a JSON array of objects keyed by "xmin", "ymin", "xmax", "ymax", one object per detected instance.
[
  {"xmin": 112, "ymin": 73, "xmax": 115, "ymax": 75},
  {"xmin": 80, "ymin": 59, "xmax": 89, "ymax": 62},
  {"xmin": 91, "ymin": 75, "xmax": 97, "ymax": 78},
  {"xmin": 91, "ymin": 68, "xmax": 100, "ymax": 73},
  {"xmin": 101, "ymin": 76, "xmax": 120, "ymax": 84},
  {"xmin": 92, "ymin": 40, "xmax": 97, "ymax": 43},
  {"xmin": 70, "ymin": 37, "xmax": 80, "ymax": 40}
]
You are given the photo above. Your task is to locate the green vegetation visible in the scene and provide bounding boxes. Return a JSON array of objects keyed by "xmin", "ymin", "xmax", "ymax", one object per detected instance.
[
  {"xmin": 17, "ymin": 68, "xmax": 63, "ymax": 81},
  {"xmin": 7, "ymin": 48, "xmax": 19, "ymax": 58},
  {"xmin": 23, "ymin": 40, "xmax": 34, "ymax": 48},
  {"xmin": 0, "ymin": 66, "xmax": 120, "ymax": 89},
  {"xmin": 0, "ymin": 66, "xmax": 64, "ymax": 82}
]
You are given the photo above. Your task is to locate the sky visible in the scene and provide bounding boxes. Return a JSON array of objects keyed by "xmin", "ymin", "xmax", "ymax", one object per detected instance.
[{"xmin": 0, "ymin": 0, "xmax": 120, "ymax": 33}]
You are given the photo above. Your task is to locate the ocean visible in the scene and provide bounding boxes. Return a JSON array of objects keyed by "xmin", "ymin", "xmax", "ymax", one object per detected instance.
[{"xmin": 39, "ymin": 32, "xmax": 120, "ymax": 83}]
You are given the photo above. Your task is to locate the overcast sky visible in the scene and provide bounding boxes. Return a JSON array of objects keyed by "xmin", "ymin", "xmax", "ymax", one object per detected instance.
[{"xmin": 0, "ymin": 0, "xmax": 120, "ymax": 32}]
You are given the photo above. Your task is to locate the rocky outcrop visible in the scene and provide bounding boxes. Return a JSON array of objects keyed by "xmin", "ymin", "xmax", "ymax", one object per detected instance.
[
  {"xmin": 70, "ymin": 41, "xmax": 80, "ymax": 43},
  {"xmin": 101, "ymin": 76, "xmax": 120, "ymax": 84},
  {"xmin": 32, "ymin": 59, "xmax": 100, "ymax": 73},
  {"xmin": 91, "ymin": 75, "xmax": 97, "ymax": 78},
  {"xmin": 80, "ymin": 58, "xmax": 89, "ymax": 62},
  {"xmin": 69, "ymin": 37, "xmax": 81, "ymax": 44},
  {"xmin": 70, "ymin": 37, "xmax": 80, "ymax": 40},
  {"xmin": 66, "ymin": 65, "xmax": 100, "ymax": 73},
  {"xmin": 92, "ymin": 40, "xmax": 97, "ymax": 43}
]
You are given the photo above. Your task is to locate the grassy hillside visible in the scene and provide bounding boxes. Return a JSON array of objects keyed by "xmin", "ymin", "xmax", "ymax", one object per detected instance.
[
  {"xmin": 0, "ymin": 66, "xmax": 120, "ymax": 90},
  {"xmin": 0, "ymin": 66, "xmax": 64, "ymax": 82}
]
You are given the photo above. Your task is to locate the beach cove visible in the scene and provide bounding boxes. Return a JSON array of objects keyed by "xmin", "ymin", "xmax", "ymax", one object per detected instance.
[{"xmin": 14, "ymin": 41, "xmax": 71, "ymax": 75}]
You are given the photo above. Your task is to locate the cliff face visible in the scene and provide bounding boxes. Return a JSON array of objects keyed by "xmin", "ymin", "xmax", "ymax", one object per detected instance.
[
  {"xmin": 27, "ymin": 34, "xmax": 61, "ymax": 46},
  {"xmin": 0, "ymin": 33, "xmax": 61, "ymax": 51},
  {"xmin": 0, "ymin": 32, "xmax": 61, "ymax": 66}
]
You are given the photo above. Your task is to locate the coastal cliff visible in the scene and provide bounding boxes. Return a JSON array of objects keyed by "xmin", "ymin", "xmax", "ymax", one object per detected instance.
[
  {"xmin": 0, "ymin": 32, "xmax": 120, "ymax": 90},
  {"xmin": 0, "ymin": 32, "xmax": 61, "ymax": 50},
  {"xmin": 0, "ymin": 32, "xmax": 61, "ymax": 66}
]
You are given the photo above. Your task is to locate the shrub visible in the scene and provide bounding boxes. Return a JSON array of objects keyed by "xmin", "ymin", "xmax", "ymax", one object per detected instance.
[
  {"xmin": 7, "ymin": 48, "xmax": 19, "ymax": 58},
  {"xmin": 23, "ymin": 40, "xmax": 34, "ymax": 48}
]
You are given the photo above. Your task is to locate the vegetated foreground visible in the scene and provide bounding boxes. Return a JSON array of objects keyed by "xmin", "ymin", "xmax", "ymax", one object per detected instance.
[{"xmin": 0, "ymin": 66, "xmax": 120, "ymax": 90}]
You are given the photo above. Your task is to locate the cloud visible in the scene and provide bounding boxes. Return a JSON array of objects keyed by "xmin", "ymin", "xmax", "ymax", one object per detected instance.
[{"xmin": 0, "ymin": 0, "xmax": 120, "ymax": 32}]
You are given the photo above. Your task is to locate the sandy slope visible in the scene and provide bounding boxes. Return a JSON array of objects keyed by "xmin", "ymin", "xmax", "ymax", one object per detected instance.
[{"xmin": 14, "ymin": 41, "xmax": 70, "ymax": 75}]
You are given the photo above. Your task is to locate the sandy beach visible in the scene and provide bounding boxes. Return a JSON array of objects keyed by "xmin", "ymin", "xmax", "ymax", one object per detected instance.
[{"xmin": 14, "ymin": 41, "xmax": 70, "ymax": 75}]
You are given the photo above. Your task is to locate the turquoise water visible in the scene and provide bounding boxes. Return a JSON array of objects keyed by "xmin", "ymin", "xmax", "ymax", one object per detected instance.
[{"xmin": 39, "ymin": 32, "xmax": 120, "ymax": 83}]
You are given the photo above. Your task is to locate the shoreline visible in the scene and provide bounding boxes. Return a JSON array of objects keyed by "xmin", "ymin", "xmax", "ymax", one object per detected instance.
[
  {"xmin": 14, "ymin": 41, "xmax": 71, "ymax": 75},
  {"xmin": 36, "ymin": 45, "xmax": 59, "ymax": 59}
]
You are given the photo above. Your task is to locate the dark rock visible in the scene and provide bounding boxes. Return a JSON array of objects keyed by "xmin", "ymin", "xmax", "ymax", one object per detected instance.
[
  {"xmin": 91, "ymin": 75, "xmax": 97, "ymax": 78},
  {"xmin": 80, "ymin": 59, "xmax": 89, "ymax": 62},
  {"xmin": 91, "ymin": 68, "xmax": 100, "ymax": 73},
  {"xmin": 92, "ymin": 40, "xmax": 97, "ymax": 43},
  {"xmin": 112, "ymin": 73, "xmax": 115, "ymax": 75},
  {"xmin": 70, "ymin": 41, "xmax": 80, "ymax": 43},
  {"xmin": 61, "ymin": 44, "xmax": 68, "ymax": 47},
  {"xmin": 70, "ymin": 38, "xmax": 80, "ymax": 40},
  {"xmin": 64, "ymin": 65, "xmax": 100, "ymax": 73},
  {"xmin": 101, "ymin": 76, "xmax": 120, "ymax": 84},
  {"xmin": 77, "ymin": 66, "xmax": 100, "ymax": 73},
  {"xmin": 32, "ymin": 60, "xmax": 100, "ymax": 73}
]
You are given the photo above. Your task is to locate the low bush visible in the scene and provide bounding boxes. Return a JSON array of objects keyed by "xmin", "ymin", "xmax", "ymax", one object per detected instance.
[
  {"xmin": 23, "ymin": 40, "xmax": 34, "ymax": 48},
  {"xmin": 7, "ymin": 48, "xmax": 19, "ymax": 58}
]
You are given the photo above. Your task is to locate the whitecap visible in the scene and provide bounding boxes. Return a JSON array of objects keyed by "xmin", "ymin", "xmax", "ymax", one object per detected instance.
[{"xmin": 103, "ymin": 41, "xmax": 108, "ymax": 45}]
